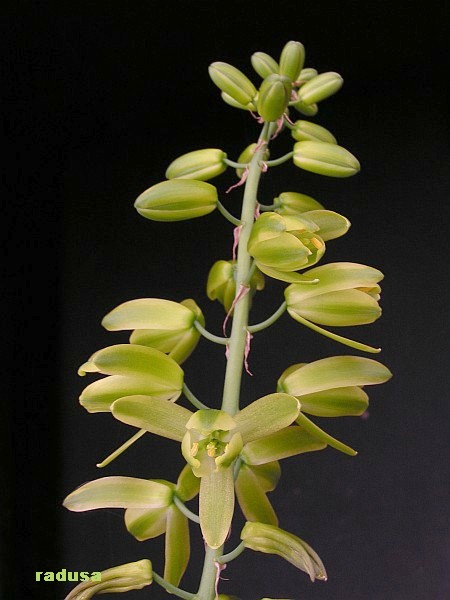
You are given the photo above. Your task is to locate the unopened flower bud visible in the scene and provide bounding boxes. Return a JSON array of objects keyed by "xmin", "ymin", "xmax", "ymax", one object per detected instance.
[
  {"xmin": 165, "ymin": 149, "xmax": 227, "ymax": 181},
  {"xmin": 279, "ymin": 41, "xmax": 305, "ymax": 82},
  {"xmin": 251, "ymin": 52, "xmax": 279, "ymax": 78},
  {"xmin": 274, "ymin": 192, "xmax": 324, "ymax": 215},
  {"xmin": 291, "ymin": 120, "xmax": 337, "ymax": 144},
  {"xmin": 293, "ymin": 141, "xmax": 360, "ymax": 178},
  {"xmin": 257, "ymin": 74, "xmax": 291, "ymax": 122},
  {"xmin": 235, "ymin": 143, "xmax": 270, "ymax": 178},
  {"xmin": 209, "ymin": 61, "xmax": 257, "ymax": 106},
  {"xmin": 221, "ymin": 91, "xmax": 256, "ymax": 111},
  {"xmin": 297, "ymin": 71, "xmax": 343, "ymax": 105},
  {"xmin": 297, "ymin": 68, "xmax": 318, "ymax": 83},
  {"xmin": 291, "ymin": 99, "xmax": 318, "ymax": 116},
  {"xmin": 135, "ymin": 179, "xmax": 218, "ymax": 221},
  {"xmin": 207, "ymin": 260, "xmax": 264, "ymax": 312}
]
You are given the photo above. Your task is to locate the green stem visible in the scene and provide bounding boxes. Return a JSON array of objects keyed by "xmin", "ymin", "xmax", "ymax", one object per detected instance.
[
  {"xmin": 217, "ymin": 541, "xmax": 246, "ymax": 565},
  {"xmin": 247, "ymin": 301, "xmax": 287, "ymax": 333},
  {"xmin": 194, "ymin": 320, "xmax": 229, "ymax": 345},
  {"xmin": 221, "ymin": 121, "xmax": 271, "ymax": 416},
  {"xmin": 152, "ymin": 571, "xmax": 195, "ymax": 600},
  {"xmin": 195, "ymin": 545, "xmax": 223, "ymax": 600},
  {"xmin": 183, "ymin": 383, "xmax": 209, "ymax": 410},
  {"xmin": 195, "ymin": 123, "xmax": 271, "ymax": 600},
  {"xmin": 223, "ymin": 158, "xmax": 248, "ymax": 168},
  {"xmin": 217, "ymin": 200, "xmax": 241, "ymax": 226},
  {"xmin": 173, "ymin": 495, "xmax": 200, "ymax": 524},
  {"xmin": 258, "ymin": 201, "xmax": 280, "ymax": 211},
  {"xmin": 264, "ymin": 151, "xmax": 294, "ymax": 167}
]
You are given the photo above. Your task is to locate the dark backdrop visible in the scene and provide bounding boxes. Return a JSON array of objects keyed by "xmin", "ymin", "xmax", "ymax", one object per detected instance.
[{"xmin": 4, "ymin": 3, "xmax": 449, "ymax": 599}]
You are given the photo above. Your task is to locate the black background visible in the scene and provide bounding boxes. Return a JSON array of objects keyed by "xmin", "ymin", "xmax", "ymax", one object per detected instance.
[{"xmin": 4, "ymin": 3, "xmax": 449, "ymax": 599}]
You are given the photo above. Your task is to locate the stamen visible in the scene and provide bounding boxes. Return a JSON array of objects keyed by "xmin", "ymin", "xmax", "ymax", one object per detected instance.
[
  {"xmin": 191, "ymin": 442, "xmax": 199, "ymax": 457},
  {"xmin": 311, "ymin": 236, "xmax": 323, "ymax": 249}
]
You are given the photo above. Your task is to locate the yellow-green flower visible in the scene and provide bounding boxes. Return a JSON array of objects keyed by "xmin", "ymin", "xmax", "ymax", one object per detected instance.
[{"xmin": 110, "ymin": 393, "xmax": 301, "ymax": 548}]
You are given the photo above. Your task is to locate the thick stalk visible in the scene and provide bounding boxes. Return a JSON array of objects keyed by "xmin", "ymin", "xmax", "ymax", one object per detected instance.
[
  {"xmin": 195, "ymin": 545, "xmax": 223, "ymax": 600},
  {"xmin": 221, "ymin": 121, "xmax": 271, "ymax": 416},
  {"xmin": 195, "ymin": 122, "xmax": 271, "ymax": 600}
]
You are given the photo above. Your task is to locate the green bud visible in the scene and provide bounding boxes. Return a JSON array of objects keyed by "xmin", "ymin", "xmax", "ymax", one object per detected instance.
[
  {"xmin": 248, "ymin": 212, "xmax": 325, "ymax": 280},
  {"xmin": 221, "ymin": 91, "xmax": 256, "ymax": 111},
  {"xmin": 235, "ymin": 143, "xmax": 270, "ymax": 178},
  {"xmin": 297, "ymin": 71, "xmax": 343, "ymax": 105},
  {"xmin": 274, "ymin": 191, "xmax": 324, "ymax": 215},
  {"xmin": 241, "ymin": 522, "xmax": 327, "ymax": 582},
  {"xmin": 291, "ymin": 99, "xmax": 318, "ymax": 116},
  {"xmin": 209, "ymin": 61, "xmax": 257, "ymax": 106},
  {"xmin": 206, "ymin": 259, "xmax": 264, "ymax": 312},
  {"xmin": 279, "ymin": 41, "xmax": 305, "ymax": 82},
  {"xmin": 135, "ymin": 179, "xmax": 218, "ymax": 221},
  {"xmin": 257, "ymin": 74, "xmax": 292, "ymax": 122},
  {"xmin": 291, "ymin": 120, "xmax": 337, "ymax": 144},
  {"xmin": 165, "ymin": 148, "xmax": 227, "ymax": 181},
  {"xmin": 293, "ymin": 141, "xmax": 360, "ymax": 177},
  {"xmin": 251, "ymin": 51, "xmax": 279, "ymax": 78},
  {"xmin": 297, "ymin": 68, "xmax": 318, "ymax": 82},
  {"xmin": 65, "ymin": 559, "xmax": 152, "ymax": 599}
]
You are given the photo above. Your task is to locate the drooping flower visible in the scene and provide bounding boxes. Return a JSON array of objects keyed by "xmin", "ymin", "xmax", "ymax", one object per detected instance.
[
  {"xmin": 64, "ymin": 466, "xmax": 199, "ymax": 587},
  {"xmin": 63, "ymin": 560, "xmax": 152, "ymax": 599},
  {"xmin": 102, "ymin": 297, "xmax": 204, "ymax": 364},
  {"xmin": 285, "ymin": 262, "xmax": 383, "ymax": 353}
]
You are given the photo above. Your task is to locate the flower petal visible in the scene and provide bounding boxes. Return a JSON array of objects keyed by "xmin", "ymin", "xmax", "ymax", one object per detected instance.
[
  {"xmin": 294, "ymin": 386, "xmax": 369, "ymax": 417},
  {"xmin": 111, "ymin": 395, "xmax": 192, "ymax": 441},
  {"xmin": 199, "ymin": 467, "xmax": 234, "ymax": 548},
  {"xmin": 302, "ymin": 210, "xmax": 350, "ymax": 241},
  {"xmin": 235, "ymin": 464, "xmax": 279, "ymax": 525},
  {"xmin": 234, "ymin": 393, "xmax": 300, "ymax": 443},
  {"xmin": 241, "ymin": 522, "xmax": 327, "ymax": 582},
  {"xmin": 280, "ymin": 356, "xmax": 392, "ymax": 396},
  {"xmin": 102, "ymin": 298, "xmax": 195, "ymax": 332},
  {"xmin": 241, "ymin": 427, "xmax": 326, "ymax": 465},
  {"xmin": 164, "ymin": 505, "xmax": 190, "ymax": 586},
  {"xmin": 125, "ymin": 506, "xmax": 169, "ymax": 540},
  {"xmin": 63, "ymin": 477, "xmax": 173, "ymax": 511},
  {"xmin": 176, "ymin": 464, "xmax": 200, "ymax": 502}
]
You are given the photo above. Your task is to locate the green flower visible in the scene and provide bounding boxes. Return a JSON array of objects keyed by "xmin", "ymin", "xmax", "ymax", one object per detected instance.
[
  {"xmin": 247, "ymin": 212, "xmax": 325, "ymax": 283},
  {"xmin": 110, "ymin": 393, "xmax": 301, "ymax": 548},
  {"xmin": 78, "ymin": 344, "xmax": 183, "ymax": 413},
  {"xmin": 278, "ymin": 356, "xmax": 392, "ymax": 455},
  {"xmin": 206, "ymin": 260, "xmax": 265, "ymax": 313},
  {"xmin": 102, "ymin": 298, "xmax": 204, "ymax": 364},
  {"xmin": 64, "ymin": 467, "xmax": 198, "ymax": 587},
  {"xmin": 284, "ymin": 262, "xmax": 383, "ymax": 353},
  {"xmin": 241, "ymin": 522, "xmax": 327, "ymax": 582},
  {"xmin": 64, "ymin": 560, "xmax": 152, "ymax": 599}
]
